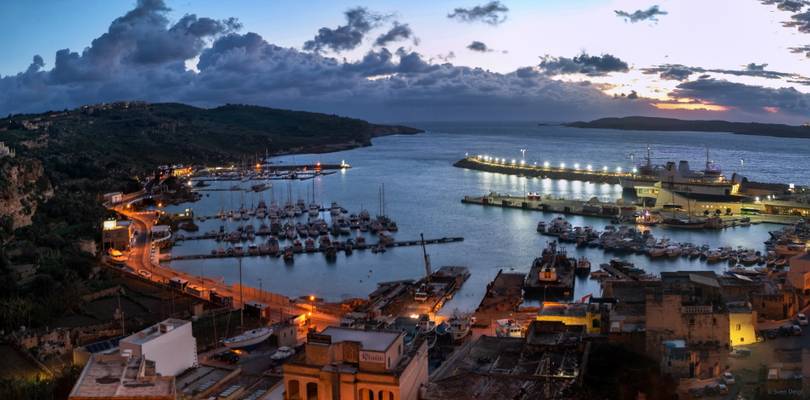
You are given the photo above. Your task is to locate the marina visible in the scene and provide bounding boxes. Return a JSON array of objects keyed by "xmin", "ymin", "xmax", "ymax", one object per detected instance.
[{"xmin": 161, "ymin": 127, "xmax": 810, "ymax": 309}]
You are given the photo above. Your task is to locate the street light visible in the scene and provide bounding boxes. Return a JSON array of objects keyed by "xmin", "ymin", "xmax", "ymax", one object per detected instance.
[{"xmin": 543, "ymin": 161, "xmax": 550, "ymax": 168}]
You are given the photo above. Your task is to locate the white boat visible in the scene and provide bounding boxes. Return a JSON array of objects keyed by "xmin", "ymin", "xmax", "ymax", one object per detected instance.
[
  {"xmin": 223, "ymin": 327, "xmax": 273, "ymax": 349},
  {"xmin": 446, "ymin": 313, "xmax": 472, "ymax": 342}
]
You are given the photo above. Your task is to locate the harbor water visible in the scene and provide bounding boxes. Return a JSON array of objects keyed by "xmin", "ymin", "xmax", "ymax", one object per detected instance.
[{"xmin": 164, "ymin": 122, "xmax": 810, "ymax": 313}]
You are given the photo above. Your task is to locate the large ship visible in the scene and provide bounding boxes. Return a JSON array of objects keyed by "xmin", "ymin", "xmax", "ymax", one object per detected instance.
[
  {"xmin": 621, "ymin": 147, "xmax": 741, "ymax": 203},
  {"xmin": 523, "ymin": 241, "xmax": 575, "ymax": 301}
]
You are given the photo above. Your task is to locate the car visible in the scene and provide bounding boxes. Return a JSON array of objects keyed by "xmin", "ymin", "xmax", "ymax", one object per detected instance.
[
  {"xmin": 715, "ymin": 383, "xmax": 728, "ymax": 394},
  {"xmin": 138, "ymin": 269, "xmax": 152, "ymax": 279},
  {"xmin": 723, "ymin": 371, "xmax": 736, "ymax": 385},
  {"xmin": 797, "ymin": 313, "xmax": 808, "ymax": 326},
  {"xmin": 730, "ymin": 348, "xmax": 751, "ymax": 358},
  {"xmin": 764, "ymin": 329, "xmax": 778, "ymax": 340},
  {"xmin": 791, "ymin": 324, "xmax": 802, "ymax": 336},
  {"xmin": 270, "ymin": 346, "xmax": 295, "ymax": 361}
]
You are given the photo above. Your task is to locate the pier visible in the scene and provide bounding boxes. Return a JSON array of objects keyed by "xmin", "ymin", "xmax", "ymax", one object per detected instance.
[
  {"xmin": 462, "ymin": 192, "xmax": 801, "ymax": 225},
  {"xmin": 455, "ymin": 156, "xmax": 628, "ymax": 184},
  {"xmin": 167, "ymin": 236, "xmax": 464, "ymax": 261}
]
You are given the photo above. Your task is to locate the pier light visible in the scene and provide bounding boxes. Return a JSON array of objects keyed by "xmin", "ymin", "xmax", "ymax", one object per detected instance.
[
  {"xmin": 602, "ymin": 166, "xmax": 608, "ymax": 172},
  {"xmin": 520, "ymin": 160, "xmax": 526, "ymax": 165},
  {"xmin": 616, "ymin": 166, "xmax": 623, "ymax": 173},
  {"xmin": 573, "ymin": 163, "xmax": 580, "ymax": 170},
  {"xmin": 632, "ymin": 167, "xmax": 638, "ymax": 174},
  {"xmin": 511, "ymin": 159, "xmax": 516, "ymax": 165},
  {"xmin": 586, "ymin": 164, "xmax": 592, "ymax": 171},
  {"xmin": 755, "ymin": 196, "xmax": 760, "ymax": 202},
  {"xmin": 560, "ymin": 162, "xmax": 566, "ymax": 169},
  {"xmin": 533, "ymin": 162, "xmax": 537, "ymax": 166},
  {"xmin": 543, "ymin": 161, "xmax": 550, "ymax": 168}
]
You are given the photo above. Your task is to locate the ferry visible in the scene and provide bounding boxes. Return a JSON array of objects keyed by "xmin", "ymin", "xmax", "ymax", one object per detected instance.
[
  {"xmin": 621, "ymin": 147, "xmax": 739, "ymax": 198},
  {"xmin": 223, "ymin": 327, "xmax": 273, "ymax": 349}
]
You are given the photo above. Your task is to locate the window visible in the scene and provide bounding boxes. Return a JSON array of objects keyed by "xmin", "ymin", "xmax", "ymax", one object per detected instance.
[{"xmin": 736, "ymin": 324, "xmax": 741, "ymax": 331}]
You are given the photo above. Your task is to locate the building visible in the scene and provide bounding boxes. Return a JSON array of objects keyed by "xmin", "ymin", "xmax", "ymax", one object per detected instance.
[
  {"xmin": 282, "ymin": 326, "xmax": 428, "ymax": 400},
  {"xmin": 103, "ymin": 191, "xmax": 123, "ymax": 205},
  {"xmin": 119, "ymin": 319, "xmax": 197, "ymax": 377},
  {"xmin": 788, "ymin": 252, "xmax": 810, "ymax": 292},
  {"xmin": 644, "ymin": 272, "xmax": 730, "ymax": 369},
  {"xmin": 727, "ymin": 302, "xmax": 757, "ymax": 347},
  {"xmin": 0, "ymin": 141, "xmax": 14, "ymax": 158},
  {"xmin": 102, "ymin": 219, "xmax": 133, "ymax": 251},
  {"xmin": 763, "ymin": 199, "xmax": 810, "ymax": 217},
  {"xmin": 536, "ymin": 301, "xmax": 602, "ymax": 334},
  {"xmin": 68, "ymin": 353, "xmax": 176, "ymax": 400},
  {"xmin": 422, "ymin": 321, "xmax": 588, "ymax": 399}
]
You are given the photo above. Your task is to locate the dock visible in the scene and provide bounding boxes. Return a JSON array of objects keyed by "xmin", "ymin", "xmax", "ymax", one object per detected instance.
[
  {"xmin": 462, "ymin": 192, "xmax": 627, "ymax": 219},
  {"xmin": 166, "ymin": 237, "xmax": 464, "ymax": 261},
  {"xmin": 472, "ymin": 269, "xmax": 527, "ymax": 329},
  {"xmin": 463, "ymin": 192, "xmax": 800, "ymax": 225}
]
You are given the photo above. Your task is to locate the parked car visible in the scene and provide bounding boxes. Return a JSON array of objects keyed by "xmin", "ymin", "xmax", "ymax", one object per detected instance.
[
  {"xmin": 270, "ymin": 346, "xmax": 295, "ymax": 361},
  {"xmin": 730, "ymin": 348, "xmax": 751, "ymax": 358},
  {"xmin": 723, "ymin": 371, "xmax": 736, "ymax": 385},
  {"xmin": 791, "ymin": 324, "xmax": 802, "ymax": 336},
  {"xmin": 138, "ymin": 269, "xmax": 152, "ymax": 279},
  {"xmin": 797, "ymin": 313, "xmax": 808, "ymax": 326}
]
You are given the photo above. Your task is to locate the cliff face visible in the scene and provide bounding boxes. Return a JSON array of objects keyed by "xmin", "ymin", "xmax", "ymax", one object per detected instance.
[{"xmin": 0, "ymin": 157, "xmax": 53, "ymax": 228}]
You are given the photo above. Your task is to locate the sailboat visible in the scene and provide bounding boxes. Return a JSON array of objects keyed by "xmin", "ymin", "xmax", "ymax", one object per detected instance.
[{"xmin": 222, "ymin": 258, "xmax": 273, "ymax": 349}]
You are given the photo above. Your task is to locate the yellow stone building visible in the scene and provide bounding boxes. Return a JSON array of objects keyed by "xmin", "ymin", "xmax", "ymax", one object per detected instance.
[
  {"xmin": 282, "ymin": 327, "xmax": 428, "ymax": 400},
  {"xmin": 727, "ymin": 302, "xmax": 757, "ymax": 347},
  {"xmin": 536, "ymin": 302, "xmax": 601, "ymax": 334}
]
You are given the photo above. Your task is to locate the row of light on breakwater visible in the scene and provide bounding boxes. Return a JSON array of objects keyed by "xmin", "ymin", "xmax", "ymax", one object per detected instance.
[{"xmin": 473, "ymin": 154, "xmax": 637, "ymax": 174}]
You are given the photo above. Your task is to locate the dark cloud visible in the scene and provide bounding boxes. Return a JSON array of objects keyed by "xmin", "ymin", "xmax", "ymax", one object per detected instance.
[
  {"xmin": 627, "ymin": 90, "xmax": 639, "ymax": 99},
  {"xmin": 538, "ymin": 53, "xmax": 630, "ymax": 76},
  {"xmin": 447, "ymin": 1, "xmax": 509, "ymax": 25},
  {"xmin": 671, "ymin": 78, "xmax": 810, "ymax": 114},
  {"xmin": 374, "ymin": 22, "xmax": 415, "ymax": 47},
  {"xmin": 614, "ymin": 5, "xmax": 668, "ymax": 23},
  {"xmin": 790, "ymin": 44, "xmax": 810, "ymax": 57},
  {"xmin": 760, "ymin": 0, "xmax": 808, "ymax": 13},
  {"xmin": 641, "ymin": 63, "xmax": 809, "ymax": 81},
  {"xmin": 783, "ymin": 11, "xmax": 810, "ymax": 33},
  {"xmin": 644, "ymin": 64, "xmax": 695, "ymax": 81},
  {"xmin": 303, "ymin": 7, "xmax": 385, "ymax": 53},
  {"xmin": 467, "ymin": 41, "xmax": 492, "ymax": 52}
]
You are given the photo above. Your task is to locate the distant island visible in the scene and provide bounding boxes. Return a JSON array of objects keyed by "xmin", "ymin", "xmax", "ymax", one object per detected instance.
[{"xmin": 564, "ymin": 116, "xmax": 810, "ymax": 139}]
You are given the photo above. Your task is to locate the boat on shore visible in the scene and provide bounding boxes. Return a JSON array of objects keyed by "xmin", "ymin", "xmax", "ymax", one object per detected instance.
[{"xmin": 223, "ymin": 327, "xmax": 273, "ymax": 349}]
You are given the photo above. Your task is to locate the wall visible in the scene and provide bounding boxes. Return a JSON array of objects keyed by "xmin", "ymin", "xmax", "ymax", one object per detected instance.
[{"xmin": 729, "ymin": 311, "xmax": 757, "ymax": 346}]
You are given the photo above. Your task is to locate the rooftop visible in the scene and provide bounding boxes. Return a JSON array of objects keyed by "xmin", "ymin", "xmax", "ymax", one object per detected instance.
[
  {"xmin": 69, "ymin": 354, "xmax": 175, "ymax": 399},
  {"xmin": 319, "ymin": 326, "xmax": 401, "ymax": 352},
  {"xmin": 120, "ymin": 318, "xmax": 190, "ymax": 346}
]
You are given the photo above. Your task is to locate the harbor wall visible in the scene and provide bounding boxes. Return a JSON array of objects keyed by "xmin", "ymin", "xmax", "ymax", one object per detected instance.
[{"xmin": 454, "ymin": 158, "xmax": 625, "ymax": 184}]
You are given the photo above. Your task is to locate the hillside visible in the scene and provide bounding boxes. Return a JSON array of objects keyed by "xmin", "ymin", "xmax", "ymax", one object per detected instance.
[{"xmin": 564, "ymin": 116, "xmax": 810, "ymax": 139}]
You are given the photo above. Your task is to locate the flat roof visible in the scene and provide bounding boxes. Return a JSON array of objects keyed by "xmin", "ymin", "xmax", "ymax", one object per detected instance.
[
  {"xmin": 69, "ymin": 354, "xmax": 175, "ymax": 399},
  {"xmin": 120, "ymin": 318, "xmax": 190, "ymax": 346},
  {"xmin": 319, "ymin": 327, "xmax": 401, "ymax": 352}
]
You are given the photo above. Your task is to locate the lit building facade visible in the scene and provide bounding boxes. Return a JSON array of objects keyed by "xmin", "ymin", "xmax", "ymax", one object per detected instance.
[
  {"xmin": 282, "ymin": 327, "xmax": 428, "ymax": 400},
  {"xmin": 102, "ymin": 219, "xmax": 132, "ymax": 251}
]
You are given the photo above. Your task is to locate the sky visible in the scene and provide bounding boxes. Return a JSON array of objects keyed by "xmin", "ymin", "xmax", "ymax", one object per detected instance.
[{"xmin": 1, "ymin": 0, "xmax": 809, "ymax": 123}]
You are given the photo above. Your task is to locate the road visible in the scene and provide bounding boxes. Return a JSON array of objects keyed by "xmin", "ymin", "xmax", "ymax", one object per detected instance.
[{"xmin": 109, "ymin": 196, "xmax": 340, "ymax": 328}]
